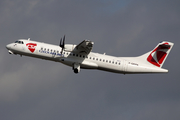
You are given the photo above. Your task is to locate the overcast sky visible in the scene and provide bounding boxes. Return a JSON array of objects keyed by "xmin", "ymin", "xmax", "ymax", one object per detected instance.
[{"xmin": 1, "ymin": 0, "xmax": 180, "ymax": 120}]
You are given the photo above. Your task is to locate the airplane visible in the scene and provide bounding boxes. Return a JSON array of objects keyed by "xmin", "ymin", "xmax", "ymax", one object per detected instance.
[{"xmin": 6, "ymin": 36, "xmax": 174, "ymax": 74}]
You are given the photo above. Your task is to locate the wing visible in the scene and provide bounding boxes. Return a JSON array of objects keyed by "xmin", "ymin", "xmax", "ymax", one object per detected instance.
[{"xmin": 73, "ymin": 40, "xmax": 94, "ymax": 54}]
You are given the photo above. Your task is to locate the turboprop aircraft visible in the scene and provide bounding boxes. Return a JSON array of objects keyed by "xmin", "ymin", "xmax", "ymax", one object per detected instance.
[{"xmin": 6, "ymin": 36, "xmax": 174, "ymax": 74}]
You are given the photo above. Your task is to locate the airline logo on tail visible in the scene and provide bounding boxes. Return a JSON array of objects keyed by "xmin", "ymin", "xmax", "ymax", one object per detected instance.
[
  {"xmin": 147, "ymin": 42, "xmax": 171, "ymax": 67},
  {"xmin": 26, "ymin": 43, "xmax": 37, "ymax": 53}
]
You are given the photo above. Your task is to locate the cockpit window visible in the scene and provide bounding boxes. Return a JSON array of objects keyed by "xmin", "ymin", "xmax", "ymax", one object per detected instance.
[{"xmin": 14, "ymin": 41, "xmax": 24, "ymax": 44}]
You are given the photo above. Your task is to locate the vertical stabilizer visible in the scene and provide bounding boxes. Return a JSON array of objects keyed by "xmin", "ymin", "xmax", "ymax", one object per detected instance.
[{"xmin": 146, "ymin": 41, "xmax": 174, "ymax": 67}]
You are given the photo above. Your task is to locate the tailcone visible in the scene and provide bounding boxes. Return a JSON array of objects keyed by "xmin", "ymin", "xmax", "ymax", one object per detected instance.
[{"xmin": 151, "ymin": 68, "xmax": 168, "ymax": 73}]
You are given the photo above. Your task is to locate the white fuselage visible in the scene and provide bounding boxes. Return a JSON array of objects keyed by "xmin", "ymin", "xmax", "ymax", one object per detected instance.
[{"xmin": 6, "ymin": 39, "xmax": 169, "ymax": 74}]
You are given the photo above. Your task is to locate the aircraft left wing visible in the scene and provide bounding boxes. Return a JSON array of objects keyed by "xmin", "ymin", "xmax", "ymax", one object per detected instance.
[{"xmin": 73, "ymin": 40, "xmax": 94, "ymax": 54}]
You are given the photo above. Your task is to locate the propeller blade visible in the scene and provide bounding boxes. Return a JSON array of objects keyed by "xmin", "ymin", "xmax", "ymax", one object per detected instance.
[
  {"xmin": 60, "ymin": 35, "xmax": 65, "ymax": 54},
  {"xmin": 59, "ymin": 38, "xmax": 62, "ymax": 47},
  {"xmin": 62, "ymin": 35, "xmax": 65, "ymax": 48}
]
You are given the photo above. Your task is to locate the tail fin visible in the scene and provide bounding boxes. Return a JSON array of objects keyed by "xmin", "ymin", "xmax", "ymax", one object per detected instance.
[{"xmin": 146, "ymin": 41, "xmax": 174, "ymax": 67}]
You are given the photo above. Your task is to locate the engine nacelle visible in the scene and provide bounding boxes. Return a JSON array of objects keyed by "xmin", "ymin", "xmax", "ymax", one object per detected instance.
[{"xmin": 64, "ymin": 44, "xmax": 76, "ymax": 52}]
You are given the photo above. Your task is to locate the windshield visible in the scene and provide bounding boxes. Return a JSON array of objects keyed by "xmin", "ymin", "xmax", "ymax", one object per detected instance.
[{"xmin": 14, "ymin": 41, "xmax": 24, "ymax": 44}]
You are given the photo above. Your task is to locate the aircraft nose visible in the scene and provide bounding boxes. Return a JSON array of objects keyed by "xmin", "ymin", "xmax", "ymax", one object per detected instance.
[{"xmin": 6, "ymin": 44, "xmax": 11, "ymax": 49}]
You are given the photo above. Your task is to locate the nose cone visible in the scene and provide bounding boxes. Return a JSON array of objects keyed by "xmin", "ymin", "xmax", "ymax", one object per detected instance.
[{"xmin": 6, "ymin": 44, "xmax": 11, "ymax": 49}]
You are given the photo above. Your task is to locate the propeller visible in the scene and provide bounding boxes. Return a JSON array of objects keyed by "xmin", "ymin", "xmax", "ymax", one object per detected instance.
[{"xmin": 59, "ymin": 35, "xmax": 65, "ymax": 54}]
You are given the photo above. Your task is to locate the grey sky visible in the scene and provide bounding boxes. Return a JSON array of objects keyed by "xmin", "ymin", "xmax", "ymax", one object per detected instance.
[{"xmin": 1, "ymin": 0, "xmax": 180, "ymax": 120}]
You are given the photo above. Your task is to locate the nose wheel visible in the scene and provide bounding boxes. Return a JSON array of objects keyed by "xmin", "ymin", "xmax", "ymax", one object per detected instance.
[{"xmin": 73, "ymin": 63, "xmax": 80, "ymax": 74}]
